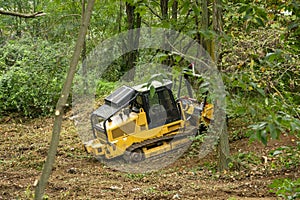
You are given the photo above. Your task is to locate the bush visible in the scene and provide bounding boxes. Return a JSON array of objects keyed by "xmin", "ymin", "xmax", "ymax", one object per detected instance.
[
  {"xmin": 269, "ymin": 178, "xmax": 300, "ymax": 199},
  {"xmin": 0, "ymin": 37, "xmax": 71, "ymax": 117},
  {"xmin": 95, "ymin": 79, "xmax": 116, "ymax": 98}
]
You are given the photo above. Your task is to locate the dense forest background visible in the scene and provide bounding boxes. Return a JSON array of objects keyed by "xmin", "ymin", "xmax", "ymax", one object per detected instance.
[
  {"xmin": 0, "ymin": 0, "xmax": 299, "ymax": 199},
  {"xmin": 1, "ymin": 0, "xmax": 299, "ymax": 143}
]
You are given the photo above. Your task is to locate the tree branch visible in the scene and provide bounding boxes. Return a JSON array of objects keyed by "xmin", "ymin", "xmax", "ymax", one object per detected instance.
[
  {"xmin": 0, "ymin": 9, "xmax": 46, "ymax": 18},
  {"xmin": 144, "ymin": 4, "xmax": 162, "ymax": 20}
]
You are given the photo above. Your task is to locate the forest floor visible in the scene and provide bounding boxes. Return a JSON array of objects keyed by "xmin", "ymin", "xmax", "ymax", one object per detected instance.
[{"xmin": 0, "ymin": 115, "xmax": 299, "ymax": 200}]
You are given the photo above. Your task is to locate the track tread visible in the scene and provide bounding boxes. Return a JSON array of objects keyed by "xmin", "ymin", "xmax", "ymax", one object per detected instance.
[{"xmin": 126, "ymin": 126, "xmax": 197, "ymax": 153}]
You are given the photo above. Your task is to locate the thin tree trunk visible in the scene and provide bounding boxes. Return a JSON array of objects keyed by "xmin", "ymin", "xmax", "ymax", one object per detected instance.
[
  {"xmin": 212, "ymin": 0, "xmax": 230, "ymax": 171},
  {"xmin": 34, "ymin": 1, "xmax": 95, "ymax": 199},
  {"xmin": 116, "ymin": 0, "xmax": 123, "ymax": 33},
  {"xmin": 160, "ymin": 0, "xmax": 169, "ymax": 20},
  {"xmin": 194, "ymin": 0, "xmax": 201, "ymax": 46},
  {"xmin": 82, "ymin": 0, "xmax": 88, "ymax": 94},
  {"xmin": 172, "ymin": 0, "xmax": 178, "ymax": 20},
  {"xmin": 212, "ymin": 0, "xmax": 223, "ymax": 66},
  {"xmin": 160, "ymin": 0, "xmax": 172, "ymax": 66},
  {"xmin": 17, "ymin": 2, "xmax": 22, "ymax": 37},
  {"xmin": 123, "ymin": 2, "xmax": 141, "ymax": 81},
  {"xmin": 201, "ymin": 0, "xmax": 209, "ymax": 50},
  {"xmin": 217, "ymin": 125, "xmax": 230, "ymax": 171},
  {"xmin": 125, "ymin": 2, "xmax": 135, "ymax": 73},
  {"xmin": 134, "ymin": 12, "xmax": 141, "ymax": 50}
]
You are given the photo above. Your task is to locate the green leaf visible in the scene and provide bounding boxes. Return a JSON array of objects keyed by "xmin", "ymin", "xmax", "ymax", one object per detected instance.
[
  {"xmin": 269, "ymin": 123, "xmax": 278, "ymax": 139},
  {"xmin": 255, "ymin": 17, "xmax": 265, "ymax": 27},
  {"xmin": 149, "ymin": 85, "xmax": 155, "ymax": 98},
  {"xmin": 272, "ymin": 150, "xmax": 282, "ymax": 156},
  {"xmin": 238, "ymin": 5, "xmax": 248, "ymax": 13},
  {"xmin": 290, "ymin": 122, "xmax": 300, "ymax": 133},
  {"xmin": 256, "ymin": 88, "xmax": 265, "ymax": 96},
  {"xmin": 265, "ymin": 50, "xmax": 282, "ymax": 62},
  {"xmin": 256, "ymin": 130, "xmax": 262, "ymax": 142},
  {"xmin": 261, "ymin": 130, "xmax": 268, "ymax": 145},
  {"xmin": 265, "ymin": 98, "xmax": 269, "ymax": 106}
]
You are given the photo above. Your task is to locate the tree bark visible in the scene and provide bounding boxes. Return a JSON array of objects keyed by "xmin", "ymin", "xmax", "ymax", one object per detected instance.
[
  {"xmin": 172, "ymin": 0, "xmax": 178, "ymax": 20},
  {"xmin": 160, "ymin": 0, "xmax": 172, "ymax": 66},
  {"xmin": 212, "ymin": 0, "xmax": 223, "ymax": 66},
  {"xmin": 212, "ymin": 0, "xmax": 230, "ymax": 171},
  {"xmin": 201, "ymin": 0, "xmax": 209, "ymax": 51},
  {"xmin": 217, "ymin": 124, "xmax": 230, "ymax": 171},
  {"xmin": 194, "ymin": 0, "xmax": 201, "ymax": 45},
  {"xmin": 34, "ymin": 0, "xmax": 95, "ymax": 199},
  {"xmin": 116, "ymin": 0, "xmax": 123, "ymax": 33},
  {"xmin": 122, "ymin": 2, "xmax": 141, "ymax": 81},
  {"xmin": 160, "ymin": 0, "xmax": 169, "ymax": 20},
  {"xmin": 124, "ymin": 2, "xmax": 135, "ymax": 80},
  {"xmin": 81, "ymin": 0, "xmax": 88, "ymax": 94}
]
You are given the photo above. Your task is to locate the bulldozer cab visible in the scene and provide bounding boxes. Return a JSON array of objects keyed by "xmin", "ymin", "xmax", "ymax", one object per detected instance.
[
  {"xmin": 132, "ymin": 81, "xmax": 181, "ymax": 129},
  {"xmin": 90, "ymin": 79, "xmax": 182, "ymax": 141}
]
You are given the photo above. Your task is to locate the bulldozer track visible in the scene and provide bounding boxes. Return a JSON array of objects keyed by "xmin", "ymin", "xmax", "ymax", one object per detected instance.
[{"xmin": 125, "ymin": 125, "xmax": 198, "ymax": 154}]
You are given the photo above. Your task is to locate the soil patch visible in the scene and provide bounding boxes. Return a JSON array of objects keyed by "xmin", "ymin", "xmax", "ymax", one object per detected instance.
[{"xmin": 0, "ymin": 117, "xmax": 299, "ymax": 199}]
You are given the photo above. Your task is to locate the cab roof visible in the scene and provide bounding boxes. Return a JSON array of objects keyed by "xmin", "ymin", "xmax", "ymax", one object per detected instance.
[
  {"xmin": 92, "ymin": 79, "xmax": 172, "ymax": 119},
  {"xmin": 133, "ymin": 79, "xmax": 172, "ymax": 92}
]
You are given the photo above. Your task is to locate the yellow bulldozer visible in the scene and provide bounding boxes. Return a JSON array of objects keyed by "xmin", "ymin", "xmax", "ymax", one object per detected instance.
[{"xmin": 84, "ymin": 66, "xmax": 213, "ymax": 162}]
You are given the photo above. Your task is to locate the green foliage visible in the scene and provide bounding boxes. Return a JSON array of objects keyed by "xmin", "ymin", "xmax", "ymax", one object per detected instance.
[
  {"xmin": 222, "ymin": 3, "xmax": 300, "ymax": 143},
  {"xmin": 227, "ymin": 151, "xmax": 261, "ymax": 170},
  {"xmin": 0, "ymin": 37, "xmax": 70, "ymax": 117},
  {"xmin": 124, "ymin": 173, "xmax": 146, "ymax": 180},
  {"xmin": 269, "ymin": 178, "xmax": 300, "ymax": 200},
  {"xmin": 100, "ymin": 64, "xmax": 123, "ymax": 82},
  {"xmin": 249, "ymin": 110, "xmax": 300, "ymax": 145},
  {"xmin": 237, "ymin": 2, "xmax": 268, "ymax": 30},
  {"xmin": 268, "ymin": 145, "xmax": 300, "ymax": 169},
  {"xmin": 0, "ymin": 0, "xmax": 298, "ymax": 137},
  {"xmin": 95, "ymin": 79, "xmax": 116, "ymax": 98}
]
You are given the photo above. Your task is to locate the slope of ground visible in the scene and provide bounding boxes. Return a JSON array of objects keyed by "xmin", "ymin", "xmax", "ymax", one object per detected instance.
[{"xmin": 0, "ymin": 116, "xmax": 299, "ymax": 199}]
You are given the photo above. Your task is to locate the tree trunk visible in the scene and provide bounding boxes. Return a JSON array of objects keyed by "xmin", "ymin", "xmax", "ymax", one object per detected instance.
[
  {"xmin": 212, "ymin": 0, "xmax": 223, "ymax": 66},
  {"xmin": 172, "ymin": 0, "xmax": 178, "ymax": 20},
  {"xmin": 194, "ymin": 0, "xmax": 201, "ymax": 45},
  {"xmin": 198, "ymin": 0, "xmax": 229, "ymax": 171},
  {"xmin": 124, "ymin": 2, "xmax": 135, "ymax": 80},
  {"xmin": 81, "ymin": 0, "xmax": 88, "ymax": 94},
  {"xmin": 116, "ymin": 0, "xmax": 123, "ymax": 33},
  {"xmin": 34, "ymin": 1, "xmax": 95, "ymax": 199},
  {"xmin": 217, "ymin": 124, "xmax": 230, "ymax": 171},
  {"xmin": 200, "ymin": 0, "xmax": 209, "ymax": 50},
  {"xmin": 160, "ymin": 0, "xmax": 172, "ymax": 66},
  {"xmin": 135, "ymin": 12, "xmax": 142, "ymax": 48},
  {"xmin": 212, "ymin": 0, "xmax": 230, "ymax": 171},
  {"xmin": 160, "ymin": 0, "xmax": 169, "ymax": 20},
  {"xmin": 122, "ymin": 2, "xmax": 141, "ymax": 81}
]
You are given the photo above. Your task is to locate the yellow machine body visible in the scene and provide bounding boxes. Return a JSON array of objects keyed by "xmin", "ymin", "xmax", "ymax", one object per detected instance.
[
  {"xmin": 85, "ymin": 110, "xmax": 185, "ymax": 159},
  {"xmin": 84, "ymin": 78, "xmax": 213, "ymax": 162}
]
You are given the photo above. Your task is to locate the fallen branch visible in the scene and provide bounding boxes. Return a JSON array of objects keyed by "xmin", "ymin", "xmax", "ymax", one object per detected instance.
[{"xmin": 0, "ymin": 9, "xmax": 46, "ymax": 18}]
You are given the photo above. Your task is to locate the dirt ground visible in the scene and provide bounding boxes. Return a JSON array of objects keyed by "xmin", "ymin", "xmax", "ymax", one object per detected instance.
[{"xmin": 0, "ymin": 116, "xmax": 299, "ymax": 200}]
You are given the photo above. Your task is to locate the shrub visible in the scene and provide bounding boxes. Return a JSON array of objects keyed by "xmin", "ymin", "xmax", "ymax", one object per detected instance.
[
  {"xmin": 0, "ymin": 37, "xmax": 71, "ymax": 117},
  {"xmin": 269, "ymin": 178, "xmax": 300, "ymax": 200}
]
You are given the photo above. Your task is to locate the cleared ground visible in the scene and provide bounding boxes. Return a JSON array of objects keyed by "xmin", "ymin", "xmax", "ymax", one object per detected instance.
[{"xmin": 0, "ymin": 116, "xmax": 299, "ymax": 199}]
